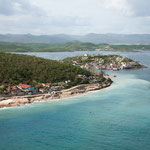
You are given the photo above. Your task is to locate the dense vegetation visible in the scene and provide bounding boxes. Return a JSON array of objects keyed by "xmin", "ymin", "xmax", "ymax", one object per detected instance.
[
  {"xmin": 0, "ymin": 42, "xmax": 100, "ymax": 52},
  {"xmin": 0, "ymin": 52, "xmax": 91, "ymax": 88},
  {"xmin": 110, "ymin": 45, "xmax": 150, "ymax": 51},
  {"xmin": 1, "ymin": 42, "xmax": 150, "ymax": 52}
]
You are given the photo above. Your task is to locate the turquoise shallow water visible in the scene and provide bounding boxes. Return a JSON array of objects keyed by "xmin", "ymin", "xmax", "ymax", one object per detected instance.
[{"xmin": 0, "ymin": 51, "xmax": 150, "ymax": 150}]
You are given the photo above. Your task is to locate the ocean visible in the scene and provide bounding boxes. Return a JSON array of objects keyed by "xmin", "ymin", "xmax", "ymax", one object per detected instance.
[{"xmin": 0, "ymin": 51, "xmax": 150, "ymax": 150}]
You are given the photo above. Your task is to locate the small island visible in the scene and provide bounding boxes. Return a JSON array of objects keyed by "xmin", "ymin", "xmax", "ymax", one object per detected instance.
[{"xmin": 62, "ymin": 54, "xmax": 147, "ymax": 71}]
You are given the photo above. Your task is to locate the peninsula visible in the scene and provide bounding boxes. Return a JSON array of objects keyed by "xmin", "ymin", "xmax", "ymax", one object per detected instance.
[
  {"xmin": 62, "ymin": 54, "xmax": 147, "ymax": 71},
  {"xmin": 0, "ymin": 52, "xmax": 146, "ymax": 108},
  {"xmin": 0, "ymin": 52, "xmax": 112, "ymax": 108}
]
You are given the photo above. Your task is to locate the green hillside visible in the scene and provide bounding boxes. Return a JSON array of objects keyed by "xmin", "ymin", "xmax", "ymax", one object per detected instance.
[
  {"xmin": 0, "ymin": 42, "xmax": 150, "ymax": 52},
  {"xmin": 0, "ymin": 33, "xmax": 150, "ymax": 44},
  {"xmin": 0, "ymin": 52, "xmax": 91, "ymax": 87},
  {"xmin": 0, "ymin": 42, "xmax": 107, "ymax": 52}
]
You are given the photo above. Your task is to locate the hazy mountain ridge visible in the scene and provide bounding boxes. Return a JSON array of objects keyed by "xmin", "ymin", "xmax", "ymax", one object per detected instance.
[
  {"xmin": 80, "ymin": 33, "xmax": 150, "ymax": 44},
  {"xmin": 0, "ymin": 33, "xmax": 150, "ymax": 44}
]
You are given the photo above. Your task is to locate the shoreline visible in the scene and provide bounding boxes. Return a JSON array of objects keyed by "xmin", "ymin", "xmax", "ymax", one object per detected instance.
[
  {"xmin": 8, "ymin": 50, "xmax": 148, "ymax": 53},
  {"xmin": 0, "ymin": 78, "xmax": 112, "ymax": 109}
]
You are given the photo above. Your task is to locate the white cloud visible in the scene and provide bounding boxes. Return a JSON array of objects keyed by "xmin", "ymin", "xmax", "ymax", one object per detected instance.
[
  {"xmin": 0, "ymin": 0, "xmax": 149, "ymax": 34},
  {"xmin": 0, "ymin": 0, "xmax": 45, "ymax": 16},
  {"xmin": 127, "ymin": 0, "xmax": 150, "ymax": 17},
  {"xmin": 103, "ymin": 0, "xmax": 132, "ymax": 16}
]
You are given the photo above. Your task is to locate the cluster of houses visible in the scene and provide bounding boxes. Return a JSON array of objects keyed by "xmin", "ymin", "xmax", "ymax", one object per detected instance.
[
  {"xmin": 8, "ymin": 83, "xmax": 63, "ymax": 96},
  {"xmin": 70, "ymin": 54, "xmax": 137, "ymax": 71},
  {"xmin": 6, "ymin": 72, "xmax": 106, "ymax": 96},
  {"xmin": 81, "ymin": 61, "xmax": 136, "ymax": 71},
  {"xmin": 77, "ymin": 73, "xmax": 105, "ymax": 84}
]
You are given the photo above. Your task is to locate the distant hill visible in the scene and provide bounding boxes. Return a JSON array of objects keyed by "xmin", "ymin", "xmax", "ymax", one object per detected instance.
[
  {"xmin": 0, "ymin": 42, "xmax": 102, "ymax": 52},
  {"xmin": 0, "ymin": 34, "xmax": 78, "ymax": 43},
  {"xmin": 0, "ymin": 33, "xmax": 150, "ymax": 44},
  {"xmin": 0, "ymin": 42, "xmax": 150, "ymax": 52},
  {"xmin": 80, "ymin": 33, "xmax": 150, "ymax": 44}
]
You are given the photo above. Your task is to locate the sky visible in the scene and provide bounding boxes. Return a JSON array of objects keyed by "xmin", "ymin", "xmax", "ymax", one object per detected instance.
[{"xmin": 0, "ymin": 0, "xmax": 150, "ymax": 35}]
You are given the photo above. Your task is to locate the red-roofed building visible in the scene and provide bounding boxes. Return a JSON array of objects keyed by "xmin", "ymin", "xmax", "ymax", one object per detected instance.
[
  {"xmin": 18, "ymin": 84, "xmax": 31, "ymax": 89},
  {"xmin": 39, "ymin": 88, "xmax": 48, "ymax": 93},
  {"xmin": 94, "ymin": 73, "xmax": 100, "ymax": 76},
  {"xmin": 112, "ymin": 66, "xmax": 118, "ymax": 71},
  {"xmin": 12, "ymin": 86, "xmax": 18, "ymax": 91},
  {"xmin": 11, "ymin": 86, "xmax": 23, "ymax": 95},
  {"xmin": 39, "ymin": 88, "xmax": 45, "ymax": 92},
  {"xmin": 42, "ymin": 83, "xmax": 51, "ymax": 87},
  {"xmin": 45, "ymin": 83, "xmax": 51, "ymax": 86},
  {"xmin": 72, "ymin": 60, "xmax": 78, "ymax": 64},
  {"xmin": 51, "ymin": 86, "xmax": 62, "ymax": 91}
]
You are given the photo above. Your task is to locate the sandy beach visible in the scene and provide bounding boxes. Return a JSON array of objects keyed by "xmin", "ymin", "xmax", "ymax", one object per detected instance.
[{"xmin": 0, "ymin": 78, "xmax": 112, "ymax": 108}]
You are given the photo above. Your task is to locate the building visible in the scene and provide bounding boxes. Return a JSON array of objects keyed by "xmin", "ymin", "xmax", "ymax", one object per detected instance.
[
  {"xmin": 39, "ymin": 88, "xmax": 47, "ymax": 93},
  {"xmin": 130, "ymin": 62, "xmax": 136, "ymax": 65},
  {"xmin": 42, "ymin": 83, "xmax": 51, "ymax": 87},
  {"xmin": 72, "ymin": 60, "xmax": 78, "ymax": 64},
  {"xmin": 17, "ymin": 84, "xmax": 31, "ymax": 89},
  {"xmin": 11, "ymin": 86, "xmax": 23, "ymax": 95},
  {"xmin": 112, "ymin": 66, "xmax": 119, "ymax": 71},
  {"xmin": 51, "ymin": 86, "xmax": 62, "ymax": 91},
  {"xmin": 17, "ymin": 84, "xmax": 37, "ymax": 94}
]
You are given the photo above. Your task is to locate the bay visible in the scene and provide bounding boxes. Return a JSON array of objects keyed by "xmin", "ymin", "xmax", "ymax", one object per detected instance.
[{"xmin": 0, "ymin": 50, "xmax": 150, "ymax": 150}]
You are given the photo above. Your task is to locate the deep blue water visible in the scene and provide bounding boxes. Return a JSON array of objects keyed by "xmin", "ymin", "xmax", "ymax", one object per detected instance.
[{"xmin": 0, "ymin": 51, "xmax": 150, "ymax": 150}]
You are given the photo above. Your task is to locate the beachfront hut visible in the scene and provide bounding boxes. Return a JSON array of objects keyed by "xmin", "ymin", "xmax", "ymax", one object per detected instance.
[
  {"xmin": 51, "ymin": 86, "xmax": 62, "ymax": 91},
  {"xmin": 39, "ymin": 88, "xmax": 47, "ymax": 93},
  {"xmin": 26, "ymin": 87, "xmax": 35, "ymax": 91},
  {"xmin": 26, "ymin": 87, "xmax": 37, "ymax": 94},
  {"xmin": 11, "ymin": 86, "xmax": 23, "ymax": 96}
]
